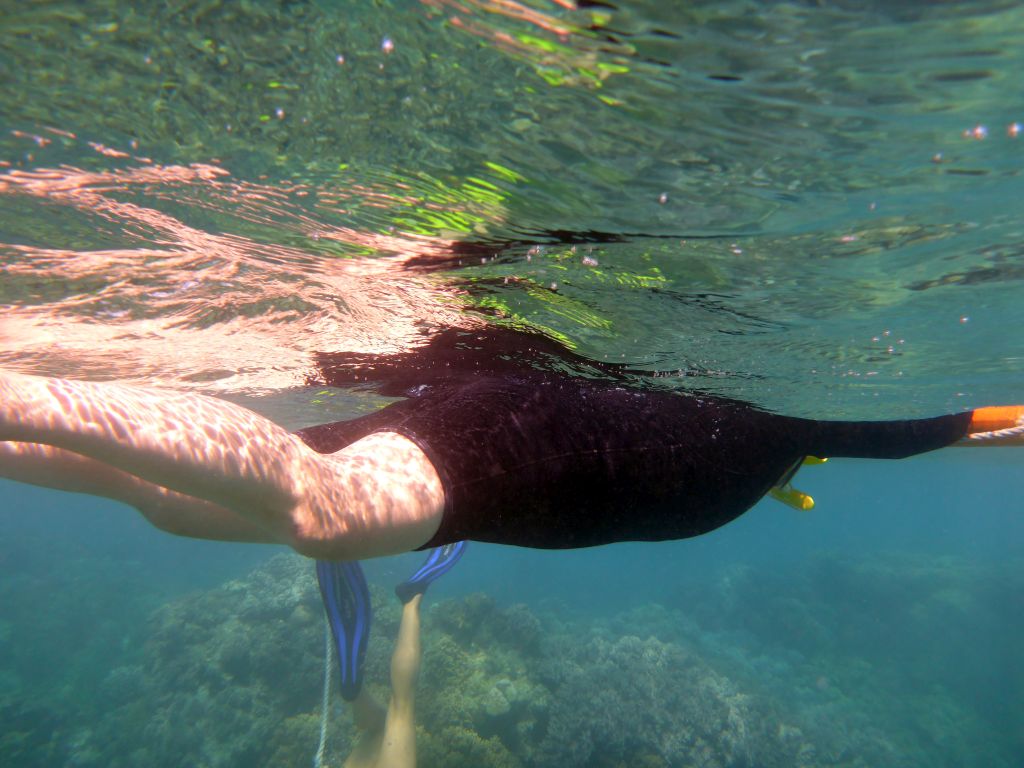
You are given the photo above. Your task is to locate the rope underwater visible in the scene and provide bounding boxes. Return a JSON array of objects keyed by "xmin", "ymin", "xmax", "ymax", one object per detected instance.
[
  {"xmin": 314, "ymin": 611, "xmax": 334, "ymax": 768},
  {"xmin": 959, "ymin": 405, "xmax": 1024, "ymax": 446}
]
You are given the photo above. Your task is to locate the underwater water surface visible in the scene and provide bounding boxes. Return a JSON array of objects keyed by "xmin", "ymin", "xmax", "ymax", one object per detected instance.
[{"xmin": 1, "ymin": 1, "xmax": 1023, "ymax": 766}]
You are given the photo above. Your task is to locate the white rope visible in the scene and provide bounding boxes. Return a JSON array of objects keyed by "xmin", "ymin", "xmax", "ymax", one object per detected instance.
[
  {"xmin": 314, "ymin": 612, "xmax": 334, "ymax": 768},
  {"xmin": 965, "ymin": 423, "xmax": 1024, "ymax": 442}
]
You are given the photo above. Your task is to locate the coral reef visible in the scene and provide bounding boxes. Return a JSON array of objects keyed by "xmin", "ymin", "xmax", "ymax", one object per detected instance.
[
  {"xmin": 533, "ymin": 633, "xmax": 813, "ymax": 768},
  {"xmin": 1, "ymin": 551, "xmax": 1019, "ymax": 767},
  {"xmin": 79, "ymin": 556, "xmax": 331, "ymax": 768},
  {"xmin": 48, "ymin": 555, "xmax": 825, "ymax": 768},
  {"xmin": 674, "ymin": 553, "xmax": 1022, "ymax": 767}
]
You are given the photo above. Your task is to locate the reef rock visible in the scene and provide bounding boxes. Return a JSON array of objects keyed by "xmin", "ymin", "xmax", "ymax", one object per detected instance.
[
  {"xmin": 58, "ymin": 553, "xmax": 878, "ymax": 768},
  {"xmin": 533, "ymin": 634, "xmax": 813, "ymax": 768}
]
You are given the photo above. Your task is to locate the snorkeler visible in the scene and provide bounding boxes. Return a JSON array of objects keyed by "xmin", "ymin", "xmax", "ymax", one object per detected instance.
[
  {"xmin": 316, "ymin": 544, "xmax": 466, "ymax": 768},
  {"xmin": 0, "ymin": 327, "xmax": 1021, "ymax": 558}
]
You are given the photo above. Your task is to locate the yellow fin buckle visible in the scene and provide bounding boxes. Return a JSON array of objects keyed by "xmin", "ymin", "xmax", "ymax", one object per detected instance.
[
  {"xmin": 769, "ymin": 455, "xmax": 829, "ymax": 511},
  {"xmin": 769, "ymin": 484, "xmax": 815, "ymax": 511}
]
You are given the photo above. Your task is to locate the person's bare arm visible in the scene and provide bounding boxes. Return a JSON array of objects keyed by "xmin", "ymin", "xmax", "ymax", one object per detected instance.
[{"xmin": 0, "ymin": 370, "xmax": 445, "ymax": 558}]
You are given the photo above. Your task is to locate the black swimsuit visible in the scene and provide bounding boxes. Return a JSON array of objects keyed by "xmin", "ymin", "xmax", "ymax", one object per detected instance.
[{"xmin": 295, "ymin": 370, "xmax": 970, "ymax": 550}]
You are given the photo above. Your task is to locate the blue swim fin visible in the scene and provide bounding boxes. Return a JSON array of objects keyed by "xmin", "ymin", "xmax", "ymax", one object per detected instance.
[
  {"xmin": 315, "ymin": 560, "xmax": 371, "ymax": 701},
  {"xmin": 395, "ymin": 541, "xmax": 467, "ymax": 604}
]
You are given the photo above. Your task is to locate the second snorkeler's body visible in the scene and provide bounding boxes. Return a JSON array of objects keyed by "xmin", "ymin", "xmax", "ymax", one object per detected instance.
[
  {"xmin": 0, "ymin": 362, "xmax": 1020, "ymax": 560},
  {"xmin": 296, "ymin": 371, "xmax": 977, "ymax": 550}
]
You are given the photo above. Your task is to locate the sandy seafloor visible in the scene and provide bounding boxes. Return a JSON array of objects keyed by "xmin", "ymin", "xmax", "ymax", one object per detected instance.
[{"xmin": 1, "ymin": 448, "xmax": 1020, "ymax": 767}]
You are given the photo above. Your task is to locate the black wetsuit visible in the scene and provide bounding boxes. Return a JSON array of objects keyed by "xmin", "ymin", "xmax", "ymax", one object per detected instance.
[{"xmin": 295, "ymin": 371, "xmax": 970, "ymax": 550}]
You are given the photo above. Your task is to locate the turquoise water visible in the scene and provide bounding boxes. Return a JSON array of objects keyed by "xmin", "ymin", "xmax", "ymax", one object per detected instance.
[{"xmin": 1, "ymin": 1, "xmax": 1023, "ymax": 766}]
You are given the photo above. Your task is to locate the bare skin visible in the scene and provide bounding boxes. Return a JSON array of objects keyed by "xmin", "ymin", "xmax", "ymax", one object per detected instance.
[
  {"xmin": 0, "ymin": 440, "xmax": 276, "ymax": 542},
  {"xmin": 0, "ymin": 370, "xmax": 446, "ymax": 559},
  {"xmin": 344, "ymin": 594, "xmax": 422, "ymax": 768},
  {"xmin": 0, "ymin": 369, "xmax": 436, "ymax": 765}
]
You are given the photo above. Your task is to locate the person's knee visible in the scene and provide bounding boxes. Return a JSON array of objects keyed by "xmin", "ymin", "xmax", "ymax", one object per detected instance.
[
  {"xmin": 283, "ymin": 523, "xmax": 328, "ymax": 558},
  {"xmin": 286, "ymin": 512, "xmax": 357, "ymax": 559},
  {"xmin": 136, "ymin": 502, "xmax": 202, "ymax": 539}
]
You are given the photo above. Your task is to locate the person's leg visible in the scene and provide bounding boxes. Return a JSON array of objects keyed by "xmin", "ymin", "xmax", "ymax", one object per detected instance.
[
  {"xmin": 394, "ymin": 541, "xmax": 467, "ymax": 603},
  {"xmin": 0, "ymin": 441, "xmax": 276, "ymax": 541},
  {"xmin": 342, "ymin": 687, "xmax": 387, "ymax": 768},
  {"xmin": 0, "ymin": 369, "xmax": 445, "ymax": 557},
  {"xmin": 341, "ymin": 597, "xmax": 422, "ymax": 768},
  {"xmin": 350, "ymin": 687, "xmax": 387, "ymax": 732},
  {"xmin": 374, "ymin": 594, "xmax": 423, "ymax": 768}
]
